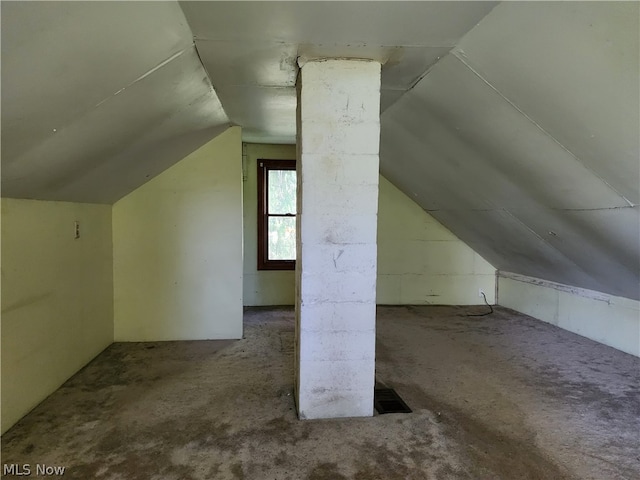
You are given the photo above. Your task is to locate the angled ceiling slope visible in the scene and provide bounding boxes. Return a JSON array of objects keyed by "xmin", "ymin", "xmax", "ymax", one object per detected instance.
[
  {"xmin": 2, "ymin": 2, "xmax": 637, "ymax": 302},
  {"xmin": 1, "ymin": 1, "xmax": 229, "ymax": 204},
  {"xmin": 179, "ymin": 0, "xmax": 497, "ymax": 144},
  {"xmin": 380, "ymin": 2, "xmax": 640, "ymax": 300}
]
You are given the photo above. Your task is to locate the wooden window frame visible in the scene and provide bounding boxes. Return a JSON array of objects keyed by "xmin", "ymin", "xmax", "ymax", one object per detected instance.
[{"xmin": 257, "ymin": 159, "xmax": 297, "ymax": 270}]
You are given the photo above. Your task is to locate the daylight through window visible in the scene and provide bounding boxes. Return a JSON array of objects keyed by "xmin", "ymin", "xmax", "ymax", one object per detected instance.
[{"xmin": 257, "ymin": 159, "xmax": 297, "ymax": 270}]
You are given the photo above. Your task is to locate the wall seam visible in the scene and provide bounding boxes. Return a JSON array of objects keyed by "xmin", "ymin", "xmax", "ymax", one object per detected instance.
[{"xmin": 451, "ymin": 50, "xmax": 634, "ymax": 208}]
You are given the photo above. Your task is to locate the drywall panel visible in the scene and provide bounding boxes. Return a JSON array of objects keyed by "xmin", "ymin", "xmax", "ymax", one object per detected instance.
[
  {"xmin": 181, "ymin": 1, "xmax": 497, "ymax": 143},
  {"xmin": 426, "ymin": 208, "xmax": 609, "ymax": 294},
  {"xmin": 243, "ymin": 143, "xmax": 297, "ymax": 306},
  {"xmin": 510, "ymin": 207, "xmax": 640, "ymax": 300},
  {"xmin": 181, "ymin": 2, "xmax": 497, "ymax": 46},
  {"xmin": 113, "ymin": 127, "xmax": 243, "ymax": 341},
  {"xmin": 382, "ymin": 54, "xmax": 628, "ymax": 211},
  {"xmin": 2, "ymin": 2, "xmax": 228, "ymax": 204},
  {"xmin": 58, "ymin": 124, "xmax": 230, "ymax": 205},
  {"xmin": 1, "ymin": 1, "xmax": 193, "ymax": 161},
  {"xmin": 216, "ymin": 85, "xmax": 296, "ymax": 145},
  {"xmin": 194, "ymin": 40, "xmax": 298, "ymax": 88},
  {"xmin": 3, "ymin": 46, "xmax": 228, "ymax": 204},
  {"xmin": 498, "ymin": 273, "xmax": 640, "ymax": 357},
  {"xmin": 377, "ymin": 177, "xmax": 495, "ymax": 305},
  {"xmin": 1, "ymin": 199, "xmax": 113, "ymax": 433},
  {"xmin": 456, "ymin": 2, "xmax": 640, "ymax": 204},
  {"xmin": 381, "ymin": 46, "xmax": 451, "ymax": 91},
  {"xmin": 380, "ymin": 25, "xmax": 638, "ymax": 299}
]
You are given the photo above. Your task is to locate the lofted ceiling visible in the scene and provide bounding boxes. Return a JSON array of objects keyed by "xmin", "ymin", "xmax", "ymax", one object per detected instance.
[
  {"xmin": 1, "ymin": 1, "xmax": 229, "ymax": 203},
  {"xmin": 179, "ymin": 1, "xmax": 497, "ymax": 143},
  {"xmin": 1, "ymin": 2, "xmax": 638, "ymax": 299},
  {"xmin": 380, "ymin": 1, "xmax": 639, "ymax": 300}
]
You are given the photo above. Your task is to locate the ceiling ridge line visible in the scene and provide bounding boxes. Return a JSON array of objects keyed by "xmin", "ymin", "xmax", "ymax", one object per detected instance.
[{"xmin": 450, "ymin": 50, "xmax": 635, "ymax": 209}]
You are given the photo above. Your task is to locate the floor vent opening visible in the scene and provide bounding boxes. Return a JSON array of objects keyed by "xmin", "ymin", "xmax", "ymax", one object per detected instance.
[{"xmin": 374, "ymin": 388, "xmax": 412, "ymax": 414}]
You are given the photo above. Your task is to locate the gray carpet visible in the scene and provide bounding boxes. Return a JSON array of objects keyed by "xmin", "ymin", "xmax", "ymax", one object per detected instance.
[{"xmin": 2, "ymin": 306, "xmax": 638, "ymax": 479}]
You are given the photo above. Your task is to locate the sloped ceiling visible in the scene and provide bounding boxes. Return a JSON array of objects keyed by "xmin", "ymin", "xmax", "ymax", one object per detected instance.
[
  {"xmin": 179, "ymin": 1, "xmax": 497, "ymax": 143},
  {"xmin": 380, "ymin": 2, "xmax": 639, "ymax": 299},
  {"xmin": 2, "ymin": 2, "xmax": 638, "ymax": 299},
  {"xmin": 1, "ymin": 1, "xmax": 229, "ymax": 204}
]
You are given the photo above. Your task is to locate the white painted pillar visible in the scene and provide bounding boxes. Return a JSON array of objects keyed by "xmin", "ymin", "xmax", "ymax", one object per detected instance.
[{"xmin": 295, "ymin": 59, "xmax": 381, "ymax": 419}]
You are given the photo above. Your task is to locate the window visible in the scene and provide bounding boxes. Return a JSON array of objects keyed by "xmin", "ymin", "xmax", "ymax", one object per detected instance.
[{"xmin": 257, "ymin": 159, "xmax": 297, "ymax": 270}]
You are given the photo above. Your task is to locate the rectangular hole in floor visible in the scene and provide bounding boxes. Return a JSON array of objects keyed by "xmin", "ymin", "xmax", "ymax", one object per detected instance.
[{"xmin": 374, "ymin": 388, "xmax": 412, "ymax": 414}]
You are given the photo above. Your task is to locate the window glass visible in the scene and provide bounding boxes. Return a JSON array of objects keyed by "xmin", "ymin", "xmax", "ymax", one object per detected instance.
[
  {"xmin": 258, "ymin": 159, "xmax": 297, "ymax": 270},
  {"xmin": 267, "ymin": 216, "xmax": 296, "ymax": 260},
  {"xmin": 268, "ymin": 170, "xmax": 296, "ymax": 214}
]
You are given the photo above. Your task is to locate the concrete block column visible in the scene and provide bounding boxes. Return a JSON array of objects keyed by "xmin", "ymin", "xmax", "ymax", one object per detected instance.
[{"xmin": 295, "ymin": 59, "xmax": 381, "ymax": 419}]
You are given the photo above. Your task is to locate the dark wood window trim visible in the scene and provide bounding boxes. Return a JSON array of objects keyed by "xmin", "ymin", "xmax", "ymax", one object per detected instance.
[{"xmin": 257, "ymin": 159, "xmax": 297, "ymax": 270}]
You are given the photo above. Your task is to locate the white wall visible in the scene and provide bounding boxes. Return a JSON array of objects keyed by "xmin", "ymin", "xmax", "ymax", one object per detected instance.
[
  {"xmin": 1, "ymin": 199, "xmax": 113, "ymax": 434},
  {"xmin": 243, "ymin": 143, "xmax": 297, "ymax": 305},
  {"xmin": 377, "ymin": 176, "xmax": 495, "ymax": 304},
  {"xmin": 498, "ymin": 272, "xmax": 640, "ymax": 357},
  {"xmin": 113, "ymin": 127, "xmax": 243, "ymax": 341},
  {"xmin": 242, "ymin": 151, "xmax": 495, "ymax": 306}
]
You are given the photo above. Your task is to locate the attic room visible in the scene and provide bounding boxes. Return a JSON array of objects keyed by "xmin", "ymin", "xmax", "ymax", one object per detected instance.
[{"xmin": 1, "ymin": 1, "xmax": 638, "ymax": 479}]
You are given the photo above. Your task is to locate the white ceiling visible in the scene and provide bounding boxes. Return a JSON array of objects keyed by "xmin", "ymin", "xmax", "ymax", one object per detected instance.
[
  {"xmin": 380, "ymin": 1, "xmax": 639, "ymax": 299},
  {"xmin": 1, "ymin": 1, "xmax": 229, "ymax": 203},
  {"xmin": 180, "ymin": 1, "xmax": 498, "ymax": 143},
  {"xmin": 1, "ymin": 1, "xmax": 638, "ymax": 299}
]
